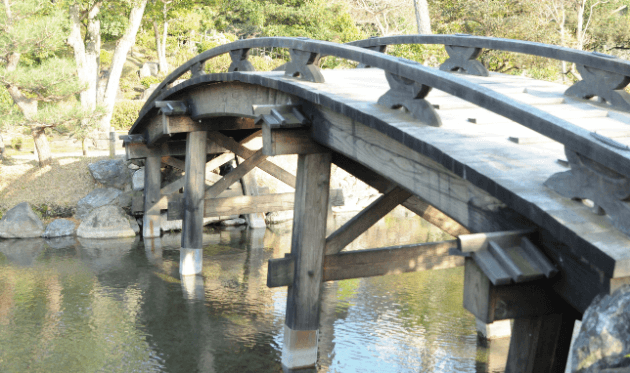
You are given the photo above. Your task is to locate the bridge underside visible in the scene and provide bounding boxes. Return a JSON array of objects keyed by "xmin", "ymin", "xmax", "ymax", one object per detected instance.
[{"xmin": 125, "ymin": 70, "xmax": 630, "ymax": 372}]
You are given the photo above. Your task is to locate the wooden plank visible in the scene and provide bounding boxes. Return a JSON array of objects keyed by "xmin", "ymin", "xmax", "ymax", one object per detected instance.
[
  {"xmin": 463, "ymin": 259, "xmax": 569, "ymax": 323},
  {"xmin": 146, "ymin": 115, "xmax": 259, "ymax": 146},
  {"xmin": 521, "ymin": 237, "xmax": 558, "ymax": 278},
  {"xmin": 331, "ymin": 153, "xmax": 470, "ymax": 237},
  {"xmin": 237, "ymin": 155, "xmax": 267, "ymax": 228},
  {"xmin": 167, "ymin": 189, "xmax": 345, "ymax": 220},
  {"xmin": 267, "ymin": 240, "xmax": 464, "ymax": 287},
  {"xmin": 262, "ymin": 126, "xmax": 327, "ymax": 155},
  {"xmin": 459, "ymin": 229, "xmax": 536, "ymax": 253},
  {"xmin": 285, "ymin": 153, "xmax": 332, "ymax": 330},
  {"xmin": 471, "ymin": 249, "xmax": 512, "ymax": 286},
  {"xmin": 125, "ymin": 140, "xmax": 225, "ymax": 159},
  {"xmin": 208, "ymin": 131, "xmax": 297, "ymax": 188},
  {"xmin": 181, "ymin": 131, "xmax": 207, "ymax": 250},
  {"xmin": 324, "ymin": 186, "xmax": 413, "ymax": 255},
  {"xmin": 132, "ymin": 183, "xmax": 244, "ymax": 214},
  {"xmin": 143, "ymin": 156, "xmax": 162, "ymax": 238},
  {"xmin": 488, "ymin": 241, "xmax": 528, "ymax": 282},
  {"xmin": 160, "ymin": 155, "xmax": 226, "ymax": 195},
  {"xmin": 204, "ymin": 149, "xmax": 267, "ymax": 199},
  {"xmin": 505, "ymin": 313, "xmax": 576, "ymax": 373}
]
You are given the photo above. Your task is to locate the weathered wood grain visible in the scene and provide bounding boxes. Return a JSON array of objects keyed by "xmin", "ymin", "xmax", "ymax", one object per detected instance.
[
  {"xmin": 262, "ymin": 127, "xmax": 327, "ymax": 155},
  {"xmin": 325, "ymin": 186, "xmax": 413, "ymax": 255},
  {"xmin": 208, "ymin": 131, "xmax": 297, "ymax": 188},
  {"xmin": 285, "ymin": 153, "xmax": 332, "ymax": 330},
  {"xmin": 267, "ymin": 240, "xmax": 464, "ymax": 287},
  {"xmin": 181, "ymin": 131, "xmax": 207, "ymax": 249},
  {"xmin": 203, "ymin": 149, "xmax": 267, "ymax": 199},
  {"xmin": 126, "ymin": 140, "xmax": 226, "ymax": 159},
  {"xmin": 143, "ymin": 156, "xmax": 162, "ymax": 238},
  {"xmin": 146, "ymin": 115, "xmax": 259, "ymax": 146}
]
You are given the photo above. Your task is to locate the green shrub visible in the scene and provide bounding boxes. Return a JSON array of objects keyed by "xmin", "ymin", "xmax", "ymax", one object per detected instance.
[
  {"xmin": 100, "ymin": 49, "xmax": 113, "ymax": 68},
  {"xmin": 111, "ymin": 100, "xmax": 145, "ymax": 131},
  {"xmin": 140, "ymin": 76, "xmax": 161, "ymax": 88}
]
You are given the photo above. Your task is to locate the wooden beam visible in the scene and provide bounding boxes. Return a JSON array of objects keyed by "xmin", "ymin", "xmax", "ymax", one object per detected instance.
[
  {"xmin": 143, "ymin": 156, "xmax": 162, "ymax": 237},
  {"xmin": 458, "ymin": 229, "xmax": 537, "ymax": 253},
  {"xmin": 262, "ymin": 126, "xmax": 327, "ymax": 155},
  {"xmin": 167, "ymin": 189, "xmax": 345, "ymax": 220},
  {"xmin": 208, "ymin": 131, "xmax": 297, "ymax": 188},
  {"xmin": 237, "ymin": 154, "xmax": 267, "ymax": 228},
  {"xmin": 505, "ymin": 313, "xmax": 576, "ymax": 373},
  {"xmin": 160, "ymin": 153, "xmax": 232, "ymax": 195},
  {"xmin": 132, "ymin": 183, "xmax": 245, "ymax": 215},
  {"xmin": 325, "ymin": 186, "xmax": 413, "ymax": 255},
  {"xmin": 267, "ymin": 240, "xmax": 464, "ymax": 287},
  {"xmin": 204, "ymin": 149, "xmax": 267, "ymax": 199},
  {"xmin": 331, "ymin": 153, "xmax": 470, "ymax": 237},
  {"xmin": 146, "ymin": 115, "xmax": 258, "ymax": 146},
  {"xmin": 125, "ymin": 140, "xmax": 225, "ymax": 159},
  {"xmin": 285, "ymin": 153, "xmax": 332, "ymax": 331},
  {"xmin": 462, "ymin": 259, "xmax": 570, "ymax": 323}
]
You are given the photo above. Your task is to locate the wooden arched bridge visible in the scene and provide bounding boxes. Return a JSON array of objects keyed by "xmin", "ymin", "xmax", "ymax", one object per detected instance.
[{"xmin": 123, "ymin": 35, "xmax": 630, "ymax": 372}]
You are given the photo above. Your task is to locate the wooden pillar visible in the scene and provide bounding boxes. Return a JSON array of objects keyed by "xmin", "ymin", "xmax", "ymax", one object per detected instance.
[
  {"xmin": 180, "ymin": 131, "xmax": 207, "ymax": 276},
  {"xmin": 505, "ymin": 312, "xmax": 576, "ymax": 373},
  {"xmin": 282, "ymin": 152, "xmax": 331, "ymax": 370},
  {"xmin": 143, "ymin": 156, "xmax": 162, "ymax": 238},
  {"xmin": 238, "ymin": 158, "xmax": 267, "ymax": 228}
]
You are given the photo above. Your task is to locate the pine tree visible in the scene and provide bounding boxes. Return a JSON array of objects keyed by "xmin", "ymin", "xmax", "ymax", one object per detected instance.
[{"xmin": 0, "ymin": 0, "xmax": 101, "ymax": 166}]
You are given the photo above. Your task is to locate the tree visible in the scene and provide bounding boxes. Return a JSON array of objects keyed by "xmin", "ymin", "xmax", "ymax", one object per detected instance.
[
  {"xmin": 66, "ymin": 0, "xmax": 148, "ymax": 134},
  {"xmin": 146, "ymin": 0, "xmax": 192, "ymax": 74},
  {"xmin": 0, "ymin": 0, "xmax": 99, "ymax": 166},
  {"xmin": 413, "ymin": 0, "xmax": 432, "ymax": 34}
]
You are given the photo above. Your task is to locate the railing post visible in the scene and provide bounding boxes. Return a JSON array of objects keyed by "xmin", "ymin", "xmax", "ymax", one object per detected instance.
[
  {"xmin": 282, "ymin": 152, "xmax": 331, "ymax": 370},
  {"xmin": 180, "ymin": 131, "xmax": 207, "ymax": 276}
]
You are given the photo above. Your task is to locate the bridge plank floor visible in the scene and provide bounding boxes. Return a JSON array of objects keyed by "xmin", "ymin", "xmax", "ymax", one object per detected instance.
[{"xmin": 249, "ymin": 68, "xmax": 630, "ymax": 278}]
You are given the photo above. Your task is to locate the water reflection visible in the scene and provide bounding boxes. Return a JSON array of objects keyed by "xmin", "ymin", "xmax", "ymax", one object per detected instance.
[{"xmin": 0, "ymin": 212, "xmax": 507, "ymax": 373}]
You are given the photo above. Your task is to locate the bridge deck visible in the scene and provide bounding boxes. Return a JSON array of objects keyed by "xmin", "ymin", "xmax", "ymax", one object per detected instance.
[{"xmin": 235, "ymin": 67, "xmax": 630, "ymax": 278}]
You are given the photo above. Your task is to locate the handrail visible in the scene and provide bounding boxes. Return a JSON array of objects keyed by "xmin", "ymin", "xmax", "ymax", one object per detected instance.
[
  {"xmin": 346, "ymin": 35, "xmax": 630, "ymax": 76},
  {"xmin": 131, "ymin": 36, "xmax": 630, "ymax": 179}
]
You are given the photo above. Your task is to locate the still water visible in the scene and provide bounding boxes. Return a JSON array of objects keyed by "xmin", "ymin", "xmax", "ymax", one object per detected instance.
[{"xmin": 0, "ymin": 213, "xmax": 508, "ymax": 373}]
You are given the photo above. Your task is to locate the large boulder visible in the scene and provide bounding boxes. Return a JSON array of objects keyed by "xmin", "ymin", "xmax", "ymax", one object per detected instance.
[
  {"xmin": 88, "ymin": 159, "xmax": 132, "ymax": 190},
  {"xmin": 571, "ymin": 285, "xmax": 630, "ymax": 372},
  {"xmin": 0, "ymin": 202, "xmax": 44, "ymax": 238},
  {"xmin": 76, "ymin": 205, "xmax": 137, "ymax": 239},
  {"xmin": 132, "ymin": 167, "xmax": 145, "ymax": 191},
  {"xmin": 138, "ymin": 62, "xmax": 158, "ymax": 79},
  {"xmin": 42, "ymin": 219, "xmax": 77, "ymax": 238},
  {"xmin": 76, "ymin": 188, "xmax": 123, "ymax": 220}
]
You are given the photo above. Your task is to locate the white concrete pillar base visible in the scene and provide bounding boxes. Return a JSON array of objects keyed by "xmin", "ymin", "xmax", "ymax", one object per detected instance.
[
  {"xmin": 476, "ymin": 318, "xmax": 512, "ymax": 339},
  {"xmin": 281, "ymin": 325, "xmax": 318, "ymax": 369},
  {"xmin": 180, "ymin": 248, "xmax": 203, "ymax": 275}
]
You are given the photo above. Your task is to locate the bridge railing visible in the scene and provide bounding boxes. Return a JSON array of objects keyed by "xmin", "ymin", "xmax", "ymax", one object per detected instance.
[
  {"xmin": 132, "ymin": 36, "xmax": 630, "ymax": 181},
  {"xmin": 347, "ymin": 35, "xmax": 630, "ymax": 112}
]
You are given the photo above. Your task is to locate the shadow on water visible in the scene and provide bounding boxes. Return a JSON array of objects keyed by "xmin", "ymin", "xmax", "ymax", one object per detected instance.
[{"xmin": 0, "ymin": 214, "xmax": 508, "ymax": 373}]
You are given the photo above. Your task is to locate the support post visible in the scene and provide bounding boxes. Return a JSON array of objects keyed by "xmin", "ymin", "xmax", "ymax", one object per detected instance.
[
  {"xmin": 143, "ymin": 156, "xmax": 162, "ymax": 238},
  {"xmin": 282, "ymin": 152, "xmax": 331, "ymax": 370},
  {"xmin": 505, "ymin": 313, "xmax": 576, "ymax": 373},
  {"xmin": 180, "ymin": 131, "xmax": 207, "ymax": 276}
]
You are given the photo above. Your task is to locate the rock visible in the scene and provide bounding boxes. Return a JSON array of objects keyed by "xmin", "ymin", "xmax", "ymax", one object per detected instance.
[
  {"xmin": 138, "ymin": 62, "xmax": 159, "ymax": 79},
  {"xmin": 140, "ymin": 83, "xmax": 158, "ymax": 101},
  {"xmin": 266, "ymin": 210, "xmax": 293, "ymax": 225},
  {"xmin": 128, "ymin": 163, "xmax": 140, "ymax": 170},
  {"xmin": 129, "ymin": 217, "xmax": 140, "ymax": 234},
  {"xmin": 221, "ymin": 218, "xmax": 247, "ymax": 227},
  {"xmin": 0, "ymin": 202, "xmax": 45, "ymax": 238},
  {"xmin": 76, "ymin": 205, "xmax": 137, "ymax": 239},
  {"xmin": 76, "ymin": 188, "xmax": 123, "ymax": 220},
  {"xmin": 132, "ymin": 167, "xmax": 145, "ymax": 191},
  {"xmin": 88, "ymin": 159, "xmax": 132, "ymax": 190},
  {"xmin": 571, "ymin": 285, "xmax": 630, "ymax": 372},
  {"xmin": 42, "ymin": 219, "xmax": 77, "ymax": 238}
]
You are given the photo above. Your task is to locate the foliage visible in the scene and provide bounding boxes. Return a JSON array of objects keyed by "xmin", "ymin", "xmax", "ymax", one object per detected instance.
[
  {"xmin": 110, "ymin": 100, "xmax": 144, "ymax": 130},
  {"xmin": 100, "ymin": 49, "xmax": 113, "ymax": 68},
  {"xmin": 140, "ymin": 75, "xmax": 161, "ymax": 87}
]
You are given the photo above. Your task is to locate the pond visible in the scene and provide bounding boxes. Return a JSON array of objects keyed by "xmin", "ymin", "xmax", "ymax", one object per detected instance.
[{"xmin": 0, "ymin": 212, "xmax": 508, "ymax": 373}]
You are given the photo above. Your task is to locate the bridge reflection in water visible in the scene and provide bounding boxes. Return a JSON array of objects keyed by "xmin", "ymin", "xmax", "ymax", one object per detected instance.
[{"xmin": 0, "ymin": 214, "xmax": 508, "ymax": 372}]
